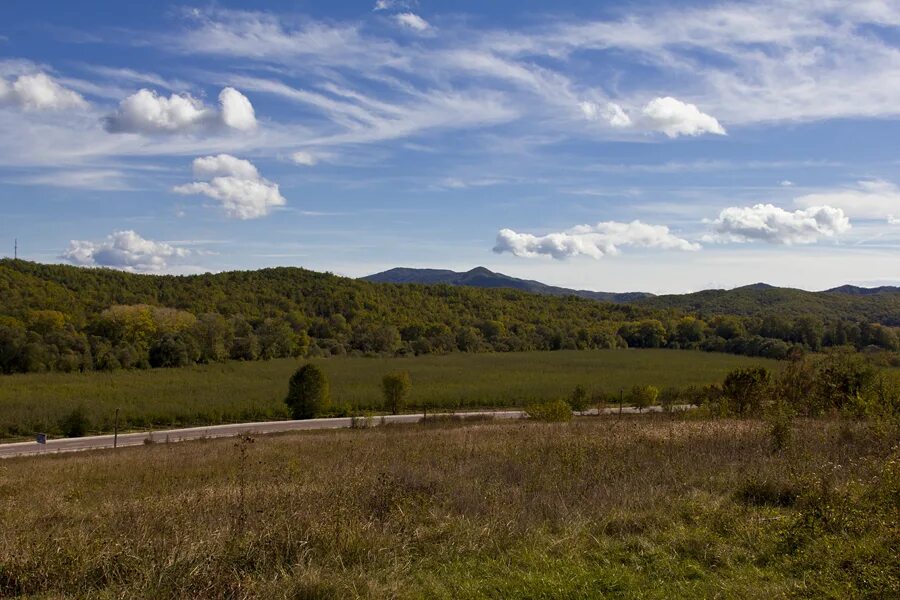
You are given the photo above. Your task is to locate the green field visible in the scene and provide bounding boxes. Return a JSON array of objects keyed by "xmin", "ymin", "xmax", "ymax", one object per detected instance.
[
  {"xmin": 1, "ymin": 417, "xmax": 896, "ymax": 598},
  {"xmin": 0, "ymin": 350, "xmax": 779, "ymax": 440}
]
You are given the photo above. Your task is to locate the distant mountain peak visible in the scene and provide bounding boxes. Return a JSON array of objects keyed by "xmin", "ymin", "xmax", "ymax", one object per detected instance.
[{"xmin": 362, "ymin": 267, "xmax": 654, "ymax": 303}]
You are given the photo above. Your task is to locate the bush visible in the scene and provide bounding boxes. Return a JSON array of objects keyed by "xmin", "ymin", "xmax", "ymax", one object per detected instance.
[
  {"xmin": 382, "ymin": 371, "xmax": 412, "ymax": 415},
  {"xmin": 59, "ymin": 405, "xmax": 90, "ymax": 438},
  {"xmin": 630, "ymin": 385, "xmax": 659, "ymax": 412},
  {"xmin": 722, "ymin": 367, "xmax": 771, "ymax": 416},
  {"xmin": 526, "ymin": 399, "xmax": 572, "ymax": 422},
  {"xmin": 285, "ymin": 364, "xmax": 330, "ymax": 419},
  {"xmin": 569, "ymin": 385, "xmax": 589, "ymax": 414}
]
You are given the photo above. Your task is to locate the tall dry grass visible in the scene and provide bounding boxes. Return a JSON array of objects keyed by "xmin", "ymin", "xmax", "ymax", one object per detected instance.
[{"xmin": 0, "ymin": 415, "xmax": 896, "ymax": 598}]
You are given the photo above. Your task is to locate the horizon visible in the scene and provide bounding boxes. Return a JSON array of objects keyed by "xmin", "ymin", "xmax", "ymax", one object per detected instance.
[{"xmin": 2, "ymin": 1, "xmax": 900, "ymax": 294}]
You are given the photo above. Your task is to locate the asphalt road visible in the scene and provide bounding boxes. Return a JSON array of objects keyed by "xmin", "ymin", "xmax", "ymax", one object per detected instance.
[{"xmin": 0, "ymin": 405, "xmax": 684, "ymax": 459}]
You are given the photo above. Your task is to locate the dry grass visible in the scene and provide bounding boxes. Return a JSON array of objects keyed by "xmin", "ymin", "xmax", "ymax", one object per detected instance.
[{"xmin": 0, "ymin": 416, "xmax": 897, "ymax": 598}]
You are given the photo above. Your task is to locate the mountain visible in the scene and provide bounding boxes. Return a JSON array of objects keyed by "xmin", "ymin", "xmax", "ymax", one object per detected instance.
[
  {"xmin": 636, "ymin": 285, "xmax": 900, "ymax": 326},
  {"xmin": 362, "ymin": 266, "xmax": 654, "ymax": 303},
  {"xmin": 826, "ymin": 285, "xmax": 900, "ymax": 296}
]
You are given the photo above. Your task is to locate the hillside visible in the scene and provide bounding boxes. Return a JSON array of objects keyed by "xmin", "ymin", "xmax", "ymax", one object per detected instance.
[
  {"xmin": 637, "ymin": 284, "xmax": 900, "ymax": 326},
  {"xmin": 0, "ymin": 259, "xmax": 897, "ymax": 375},
  {"xmin": 363, "ymin": 266, "xmax": 653, "ymax": 303}
]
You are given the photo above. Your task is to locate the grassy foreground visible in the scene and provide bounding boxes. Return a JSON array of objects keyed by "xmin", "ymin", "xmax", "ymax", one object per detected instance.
[
  {"xmin": 0, "ymin": 350, "xmax": 778, "ymax": 440},
  {"xmin": 1, "ymin": 416, "xmax": 897, "ymax": 598}
]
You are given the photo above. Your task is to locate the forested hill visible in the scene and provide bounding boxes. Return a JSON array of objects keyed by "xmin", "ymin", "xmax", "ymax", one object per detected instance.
[
  {"xmin": 363, "ymin": 266, "xmax": 652, "ymax": 303},
  {"xmin": 0, "ymin": 259, "xmax": 897, "ymax": 375},
  {"xmin": 636, "ymin": 284, "xmax": 900, "ymax": 326}
]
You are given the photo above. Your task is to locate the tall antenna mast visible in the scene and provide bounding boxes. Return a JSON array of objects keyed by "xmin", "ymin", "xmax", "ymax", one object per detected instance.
[{"xmin": 13, "ymin": 238, "xmax": 16, "ymax": 260}]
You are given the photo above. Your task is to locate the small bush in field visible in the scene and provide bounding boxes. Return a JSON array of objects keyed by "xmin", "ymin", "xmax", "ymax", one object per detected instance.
[
  {"xmin": 570, "ymin": 385, "xmax": 589, "ymax": 414},
  {"xmin": 59, "ymin": 405, "xmax": 90, "ymax": 438},
  {"xmin": 526, "ymin": 399, "xmax": 572, "ymax": 422},
  {"xmin": 285, "ymin": 364, "xmax": 330, "ymax": 419},
  {"xmin": 630, "ymin": 385, "xmax": 659, "ymax": 412}
]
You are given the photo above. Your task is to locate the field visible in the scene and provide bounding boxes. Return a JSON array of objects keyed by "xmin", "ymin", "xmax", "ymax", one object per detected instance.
[
  {"xmin": 0, "ymin": 416, "xmax": 896, "ymax": 598},
  {"xmin": 0, "ymin": 350, "xmax": 779, "ymax": 440}
]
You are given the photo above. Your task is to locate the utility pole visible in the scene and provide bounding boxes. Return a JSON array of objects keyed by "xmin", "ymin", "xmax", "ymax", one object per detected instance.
[
  {"xmin": 13, "ymin": 238, "xmax": 17, "ymax": 260},
  {"xmin": 113, "ymin": 408, "xmax": 119, "ymax": 448}
]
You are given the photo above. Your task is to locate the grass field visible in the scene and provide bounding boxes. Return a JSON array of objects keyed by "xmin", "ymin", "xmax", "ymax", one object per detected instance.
[
  {"xmin": 0, "ymin": 416, "xmax": 896, "ymax": 598},
  {"xmin": 0, "ymin": 350, "xmax": 779, "ymax": 440}
]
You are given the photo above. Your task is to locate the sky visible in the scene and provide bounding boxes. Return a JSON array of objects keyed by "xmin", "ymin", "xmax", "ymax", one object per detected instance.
[{"xmin": 1, "ymin": 0, "xmax": 899, "ymax": 294}]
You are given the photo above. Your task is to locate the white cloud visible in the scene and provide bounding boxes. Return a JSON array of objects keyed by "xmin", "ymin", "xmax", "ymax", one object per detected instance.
[
  {"xmin": 638, "ymin": 97, "xmax": 725, "ymax": 138},
  {"xmin": 290, "ymin": 151, "xmax": 317, "ymax": 166},
  {"xmin": 62, "ymin": 230, "xmax": 190, "ymax": 272},
  {"xmin": 579, "ymin": 101, "xmax": 631, "ymax": 128},
  {"xmin": 191, "ymin": 154, "xmax": 260, "ymax": 179},
  {"xmin": 395, "ymin": 13, "xmax": 430, "ymax": 32},
  {"xmin": 493, "ymin": 220, "xmax": 700, "ymax": 259},
  {"xmin": 888, "ymin": 215, "xmax": 899, "ymax": 225},
  {"xmin": 219, "ymin": 87, "xmax": 257, "ymax": 131},
  {"xmin": 794, "ymin": 180, "xmax": 900, "ymax": 220},
  {"xmin": 781, "ymin": 180, "xmax": 793, "ymax": 187},
  {"xmin": 0, "ymin": 72, "xmax": 87, "ymax": 111},
  {"xmin": 579, "ymin": 97, "xmax": 723, "ymax": 137},
  {"xmin": 104, "ymin": 87, "xmax": 256, "ymax": 134},
  {"xmin": 706, "ymin": 204, "xmax": 850, "ymax": 245},
  {"xmin": 173, "ymin": 154, "xmax": 285, "ymax": 219}
]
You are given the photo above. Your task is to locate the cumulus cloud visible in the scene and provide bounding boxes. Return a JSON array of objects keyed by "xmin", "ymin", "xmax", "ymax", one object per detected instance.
[
  {"xmin": 0, "ymin": 72, "xmax": 87, "ymax": 111},
  {"xmin": 579, "ymin": 97, "xmax": 724, "ymax": 137},
  {"xmin": 888, "ymin": 215, "xmax": 899, "ymax": 226},
  {"xmin": 638, "ymin": 97, "xmax": 726, "ymax": 138},
  {"xmin": 219, "ymin": 87, "xmax": 257, "ymax": 131},
  {"xmin": 395, "ymin": 13, "xmax": 430, "ymax": 32},
  {"xmin": 794, "ymin": 180, "xmax": 900, "ymax": 220},
  {"xmin": 706, "ymin": 204, "xmax": 850, "ymax": 245},
  {"xmin": 173, "ymin": 154, "xmax": 285, "ymax": 219},
  {"xmin": 104, "ymin": 87, "xmax": 256, "ymax": 134},
  {"xmin": 290, "ymin": 151, "xmax": 317, "ymax": 166},
  {"xmin": 62, "ymin": 230, "xmax": 190, "ymax": 272},
  {"xmin": 493, "ymin": 220, "xmax": 700, "ymax": 259}
]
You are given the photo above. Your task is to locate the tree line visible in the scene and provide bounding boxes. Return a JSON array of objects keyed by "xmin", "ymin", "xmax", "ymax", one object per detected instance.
[{"xmin": 0, "ymin": 259, "xmax": 898, "ymax": 375}]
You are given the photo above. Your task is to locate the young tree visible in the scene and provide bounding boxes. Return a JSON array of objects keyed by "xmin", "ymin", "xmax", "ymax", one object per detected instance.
[
  {"xmin": 570, "ymin": 385, "xmax": 589, "ymax": 414},
  {"xmin": 722, "ymin": 367, "xmax": 771, "ymax": 416},
  {"xmin": 285, "ymin": 364, "xmax": 330, "ymax": 419},
  {"xmin": 630, "ymin": 385, "xmax": 659, "ymax": 412},
  {"xmin": 382, "ymin": 371, "xmax": 412, "ymax": 415}
]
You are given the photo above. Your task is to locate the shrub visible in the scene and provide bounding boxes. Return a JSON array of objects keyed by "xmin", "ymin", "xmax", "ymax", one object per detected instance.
[
  {"xmin": 59, "ymin": 405, "xmax": 90, "ymax": 438},
  {"xmin": 722, "ymin": 367, "xmax": 771, "ymax": 416},
  {"xmin": 526, "ymin": 399, "xmax": 572, "ymax": 422},
  {"xmin": 630, "ymin": 385, "xmax": 659, "ymax": 412},
  {"xmin": 569, "ymin": 385, "xmax": 589, "ymax": 414},
  {"xmin": 382, "ymin": 371, "xmax": 412, "ymax": 415},
  {"xmin": 285, "ymin": 364, "xmax": 330, "ymax": 419}
]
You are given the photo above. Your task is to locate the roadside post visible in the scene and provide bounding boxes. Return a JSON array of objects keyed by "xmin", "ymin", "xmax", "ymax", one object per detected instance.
[
  {"xmin": 619, "ymin": 389, "xmax": 624, "ymax": 416},
  {"xmin": 114, "ymin": 408, "xmax": 119, "ymax": 449}
]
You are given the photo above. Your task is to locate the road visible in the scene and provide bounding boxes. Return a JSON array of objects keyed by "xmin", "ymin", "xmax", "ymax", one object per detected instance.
[{"xmin": 0, "ymin": 405, "xmax": 685, "ymax": 459}]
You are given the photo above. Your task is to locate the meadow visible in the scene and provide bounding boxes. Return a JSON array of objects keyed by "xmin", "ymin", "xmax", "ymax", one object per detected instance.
[
  {"xmin": 0, "ymin": 350, "xmax": 779, "ymax": 440},
  {"xmin": 0, "ymin": 415, "xmax": 896, "ymax": 598}
]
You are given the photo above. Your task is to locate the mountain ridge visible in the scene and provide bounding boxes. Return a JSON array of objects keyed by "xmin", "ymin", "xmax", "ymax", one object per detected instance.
[{"xmin": 362, "ymin": 266, "xmax": 654, "ymax": 303}]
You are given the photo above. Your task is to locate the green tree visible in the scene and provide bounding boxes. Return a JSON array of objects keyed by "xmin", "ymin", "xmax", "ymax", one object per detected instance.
[
  {"xmin": 382, "ymin": 371, "xmax": 411, "ymax": 415},
  {"xmin": 570, "ymin": 385, "xmax": 589, "ymax": 414},
  {"xmin": 285, "ymin": 364, "xmax": 330, "ymax": 419},
  {"xmin": 722, "ymin": 367, "xmax": 771, "ymax": 415},
  {"xmin": 630, "ymin": 385, "xmax": 659, "ymax": 412}
]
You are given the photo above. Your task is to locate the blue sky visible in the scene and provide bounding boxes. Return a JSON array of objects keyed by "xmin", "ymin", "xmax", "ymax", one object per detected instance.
[{"xmin": 1, "ymin": 0, "xmax": 899, "ymax": 293}]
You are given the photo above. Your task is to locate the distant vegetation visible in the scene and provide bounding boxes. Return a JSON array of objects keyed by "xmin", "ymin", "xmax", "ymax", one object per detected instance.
[
  {"xmin": 0, "ymin": 349, "xmax": 780, "ymax": 440},
  {"xmin": 1, "ymin": 259, "xmax": 898, "ymax": 375}
]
